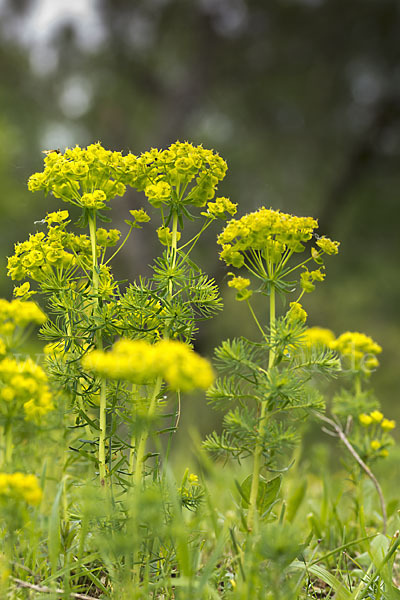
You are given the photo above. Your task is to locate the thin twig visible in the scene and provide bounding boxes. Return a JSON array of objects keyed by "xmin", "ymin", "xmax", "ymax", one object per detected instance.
[
  {"xmin": 12, "ymin": 577, "xmax": 100, "ymax": 600},
  {"xmin": 316, "ymin": 412, "xmax": 387, "ymax": 534}
]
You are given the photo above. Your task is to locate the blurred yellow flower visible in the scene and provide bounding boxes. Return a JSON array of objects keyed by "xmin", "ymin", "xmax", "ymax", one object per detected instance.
[
  {"xmin": 359, "ymin": 413, "xmax": 373, "ymax": 426},
  {"xmin": 381, "ymin": 418, "xmax": 395, "ymax": 431},
  {"xmin": 302, "ymin": 327, "xmax": 335, "ymax": 348},
  {"xmin": 370, "ymin": 410, "xmax": 384, "ymax": 423}
]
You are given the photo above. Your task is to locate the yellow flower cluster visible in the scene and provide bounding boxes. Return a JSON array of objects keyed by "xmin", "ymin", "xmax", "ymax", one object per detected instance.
[
  {"xmin": 187, "ymin": 473, "xmax": 199, "ymax": 485},
  {"xmin": 0, "ymin": 299, "xmax": 46, "ymax": 344},
  {"xmin": 302, "ymin": 327, "xmax": 336, "ymax": 348},
  {"xmin": 358, "ymin": 410, "xmax": 395, "ymax": 459},
  {"xmin": 28, "ymin": 144, "xmax": 130, "ymax": 208},
  {"xmin": 218, "ymin": 207, "xmax": 319, "ymax": 269},
  {"xmin": 82, "ymin": 338, "xmax": 214, "ymax": 391},
  {"xmin": 370, "ymin": 440, "xmax": 386, "ymax": 454},
  {"xmin": 8, "ymin": 213, "xmax": 74, "ymax": 282},
  {"xmin": 157, "ymin": 226, "xmax": 182, "ymax": 246},
  {"xmin": 227, "ymin": 275, "xmax": 252, "ymax": 301},
  {"xmin": 80, "ymin": 190, "xmax": 107, "ymax": 210},
  {"xmin": 13, "ymin": 282, "xmax": 36, "ymax": 300},
  {"xmin": 7, "ymin": 210, "xmax": 121, "ymax": 284},
  {"xmin": 96, "ymin": 228, "xmax": 121, "ymax": 247},
  {"xmin": 331, "ymin": 332, "xmax": 382, "ymax": 372},
  {"xmin": 201, "ymin": 197, "xmax": 238, "ymax": 220},
  {"xmin": 136, "ymin": 141, "xmax": 228, "ymax": 208},
  {"xmin": 300, "ymin": 268, "xmax": 325, "ymax": 293},
  {"xmin": 316, "ymin": 236, "xmax": 340, "ymax": 255},
  {"xmin": 129, "ymin": 209, "xmax": 151, "ymax": 223},
  {"xmin": 0, "ymin": 357, "xmax": 54, "ymax": 423},
  {"xmin": 32, "ymin": 142, "xmax": 225, "ymax": 210},
  {"xmin": 287, "ymin": 302, "xmax": 308, "ymax": 324},
  {"xmin": 359, "ymin": 410, "xmax": 395, "ymax": 430},
  {"xmin": 0, "ymin": 472, "xmax": 42, "ymax": 506}
]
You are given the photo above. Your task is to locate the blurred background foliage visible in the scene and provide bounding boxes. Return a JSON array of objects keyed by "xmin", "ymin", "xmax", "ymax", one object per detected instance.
[{"xmin": 0, "ymin": 0, "xmax": 399, "ymax": 429}]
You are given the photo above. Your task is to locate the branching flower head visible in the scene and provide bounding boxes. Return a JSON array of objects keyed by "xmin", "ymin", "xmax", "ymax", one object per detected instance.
[
  {"xmin": 217, "ymin": 207, "xmax": 339, "ymax": 294},
  {"xmin": 8, "ymin": 208, "xmax": 122, "ymax": 291},
  {"xmin": 315, "ymin": 236, "xmax": 340, "ymax": 255},
  {"xmin": 27, "ymin": 144, "xmax": 132, "ymax": 208},
  {"xmin": 7, "ymin": 214, "xmax": 74, "ymax": 282},
  {"xmin": 134, "ymin": 141, "xmax": 227, "ymax": 209},
  {"xmin": 218, "ymin": 207, "xmax": 318, "ymax": 266}
]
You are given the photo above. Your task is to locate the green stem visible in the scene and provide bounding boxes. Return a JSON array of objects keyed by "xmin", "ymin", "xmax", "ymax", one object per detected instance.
[
  {"xmin": 104, "ymin": 224, "xmax": 134, "ymax": 266},
  {"xmin": 162, "ymin": 392, "xmax": 181, "ymax": 480},
  {"xmin": 98, "ymin": 380, "xmax": 107, "ymax": 486},
  {"xmin": 88, "ymin": 212, "xmax": 107, "ymax": 487},
  {"xmin": 5, "ymin": 423, "xmax": 13, "ymax": 465},
  {"xmin": 88, "ymin": 214, "xmax": 100, "ymax": 293},
  {"xmin": 246, "ymin": 299, "xmax": 268, "ymax": 343},
  {"xmin": 280, "ymin": 253, "xmax": 318, "ymax": 278},
  {"xmin": 129, "ymin": 384, "xmax": 138, "ymax": 476},
  {"xmin": 178, "ymin": 218, "xmax": 213, "ymax": 253},
  {"xmin": 170, "ymin": 212, "xmax": 179, "ymax": 271},
  {"xmin": 354, "ymin": 374, "xmax": 362, "ymax": 396},
  {"xmin": 247, "ymin": 286, "xmax": 276, "ymax": 531},
  {"xmin": 134, "ymin": 377, "xmax": 163, "ymax": 487},
  {"xmin": 165, "ymin": 211, "xmax": 179, "ymax": 336}
]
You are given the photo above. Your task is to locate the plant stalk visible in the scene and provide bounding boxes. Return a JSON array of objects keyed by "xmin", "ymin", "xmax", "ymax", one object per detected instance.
[
  {"xmin": 133, "ymin": 377, "xmax": 163, "ymax": 487},
  {"xmin": 247, "ymin": 286, "xmax": 276, "ymax": 530},
  {"xmin": 88, "ymin": 212, "xmax": 107, "ymax": 487}
]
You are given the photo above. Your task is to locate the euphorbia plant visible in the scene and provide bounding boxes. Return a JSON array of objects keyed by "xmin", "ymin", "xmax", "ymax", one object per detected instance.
[
  {"xmin": 7, "ymin": 141, "xmax": 235, "ymax": 489},
  {"xmin": 204, "ymin": 207, "xmax": 341, "ymax": 530}
]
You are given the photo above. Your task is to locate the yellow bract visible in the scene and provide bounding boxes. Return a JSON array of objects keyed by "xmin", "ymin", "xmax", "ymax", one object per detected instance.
[{"xmin": 28, "ymin": 143, "xmax": 129, "ymax": 207}]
